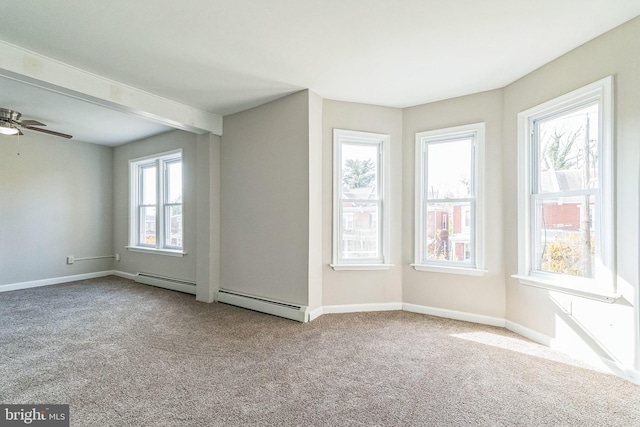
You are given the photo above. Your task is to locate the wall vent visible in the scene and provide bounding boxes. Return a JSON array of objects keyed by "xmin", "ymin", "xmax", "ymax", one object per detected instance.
[
  {"xmin": 216, "ymin": 289, "xmax": 308, "ymax": 322},
  {"xmin": 135, "ymin": 273, "xmax": 196, "ymax": 295}
]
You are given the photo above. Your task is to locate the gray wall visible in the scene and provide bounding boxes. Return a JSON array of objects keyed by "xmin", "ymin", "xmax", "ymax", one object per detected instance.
[
  {"xmin": 322, "ymin": 100, "xmax": 403, "ymax": 306},
  {"xmin": 112, "ymin": 130, "xmax": 198, "ymax": 282},
  {"xmin": 0, "ymin": 132, "xmax": 113, "ymax": 286},
  {"xmin": 503, "ymin": 16, "xmax": 640, "ymax": 370},
  {"xmin": 402, "ymin": 90, "xmax": 505, "ymax": 318},
  {"xmin": 221, "ymin": 90, "xmax": 311, "ymax": 305},
  {"xmin": 195, "ymin": 133, "xmax": 221, "ymax": 302}
]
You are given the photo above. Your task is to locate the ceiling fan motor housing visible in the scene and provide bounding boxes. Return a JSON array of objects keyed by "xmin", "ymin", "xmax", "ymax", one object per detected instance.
[{"xmin": 0, "ymin": 109, "xmax": 21, "ymax": 122}]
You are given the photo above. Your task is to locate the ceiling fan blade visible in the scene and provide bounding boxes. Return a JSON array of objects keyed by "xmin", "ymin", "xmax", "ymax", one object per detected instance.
[
  {"xmin": 23, "ymin": 125, "xmax": 72, "ymax": 139},
  {"xmin": 20, "ymin": 119, "xmax": 46, "ymax": 126}
]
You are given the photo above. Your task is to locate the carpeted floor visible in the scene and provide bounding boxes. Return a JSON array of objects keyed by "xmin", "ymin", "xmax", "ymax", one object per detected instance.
[{"xmin": 1, "ymin": 276, "xmax": 639, "ymax": 426}]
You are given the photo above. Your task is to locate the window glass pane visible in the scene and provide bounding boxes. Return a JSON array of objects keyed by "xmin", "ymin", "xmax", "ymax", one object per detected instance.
[
  {"xmin": 423, "ymin": 202, "xmax": 472, "ymax": 263},
  {"xmin": 536, "ymin": 103, "xmax": 599, "ymax": 193},
  {"xmin": 140, "ymin": 206, "xmax": 157, "ymax": 245},
  {"xmin": 166, "ymin": 161, "xmax": 182, "ymax": 204},
  {"xmin": 141, "ymin": 165, "xmax": 157, "ymax": 205},
  {"xmin": 534, "ymin": 195, "xmax": 595, "ymax": 278},
  {"xmin": 341, "ymin": 143, "xmax": 378, "ymax": 197},
  {"xmin": 165, "ymin": 205, "xmax": 182, "ymax": 247},
  {"xmin": 341, "ymin": 201, "xmax": 379, "ymax": 259},
  {"xmin": 427, "ymin": 138, "xmax": 471, "ymax": 199}
]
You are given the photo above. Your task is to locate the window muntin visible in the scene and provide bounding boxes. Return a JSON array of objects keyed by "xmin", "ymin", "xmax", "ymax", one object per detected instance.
[
  {"xmin": 414, "ymin": 123, "xmax": 484, "ymax": 271},
  {"xmin": 332, "ymin": 129, "xmax": 390, "ymax": 269},
  {"xmin": 516, "ymin": 76, "xmax": 613, "ymax": 292},
  {"xmin": 129, "ymin": 150, "xmax": 183, "ymax": 252}
]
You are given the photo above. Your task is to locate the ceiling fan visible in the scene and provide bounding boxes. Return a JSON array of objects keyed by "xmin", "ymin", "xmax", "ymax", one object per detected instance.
[{"xmin": 0, "ymin": 108, "xmax": 72, "ymax": 139}]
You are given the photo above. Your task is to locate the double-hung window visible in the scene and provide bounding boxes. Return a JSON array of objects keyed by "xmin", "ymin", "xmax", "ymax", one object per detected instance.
[
  {"xmin": 515, "ymin": 77, "xmax": 614, "ymax": 299},
  {"xmin": 129, "ymin": 150, "xmax": 184, "ymax": 255},
  {"xmin": 413, "ymin": 123, "xmax": 485, "ymax": 275},
  {"xmin": 331, "ymin": 129, "xmax": 391, "ymax": 270}
]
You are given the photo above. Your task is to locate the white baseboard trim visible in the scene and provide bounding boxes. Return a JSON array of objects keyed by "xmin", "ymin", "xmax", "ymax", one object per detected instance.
[
  {"xmin": 403, "ymin": 303, "xmax": 506, "ymax": 327},
  {"xmin": 308, "ymin": 306, "xmax": 324, "ymax": 321},
  {"xmin": 322, "ymin": 302, "xmax": 403, "ymax": 314},
  {"xmin": 112, "ymin": 270, "xmax": 137, "ymax": 280},
  {"xmin": 505, "ymin": 320, "xmax": 552, "ymax": 347},
  {"xmin": 317, "ymin": 302, "xmax": 503, "ymax": 327},
  {"xmin": 0, "ymin": 271, "xmax": 115, "ymax": 293}
]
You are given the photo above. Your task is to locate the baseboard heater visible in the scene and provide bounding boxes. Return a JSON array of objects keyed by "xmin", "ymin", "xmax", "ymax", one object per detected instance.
[
  {"xmin": 216, "ymin": 289, "xmax": 308, "ymax": 322},
  {"xmin": 135, "ymin": 273, "xmax": 196, "ymax": 295}
]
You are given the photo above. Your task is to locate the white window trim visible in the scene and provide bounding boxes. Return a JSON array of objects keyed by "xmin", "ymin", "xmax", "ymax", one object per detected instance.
[
  {"xmin": 514, "ymin": 76, "xmax": 616, "ymax": 298},
  {"xmin": 412, "ymin": 122, "xmax": 486, "ymax": 275},
  {"xmin": 411, "ymin": 264, "xmax": 487, "ymax": 276},
  {"xmin": 331, "ymin": 129, "xmax": 392, "ymax": 271},
  {"xmin": 125, "ymin": 246, "xmax": 186, "ymax": 257},
  {"xmin": 128, "ymin": 149, "xmax": 186, "ymax": 256}
]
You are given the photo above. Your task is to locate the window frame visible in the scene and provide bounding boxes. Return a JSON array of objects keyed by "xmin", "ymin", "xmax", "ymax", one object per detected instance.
[
  {"xmin": 331, "ymin": 129, "xmax": 392, "ymax": 271},
  {"xmin": 128, "ymin": 149, "xmax": 186, "ymax": 257},
  {"xmin": 412, "ymin": 122, "xmax": 486, "ymax": 276},
  {"xmin": 514, "ymin": 76, "xmax": 615, "ymax": 301}
]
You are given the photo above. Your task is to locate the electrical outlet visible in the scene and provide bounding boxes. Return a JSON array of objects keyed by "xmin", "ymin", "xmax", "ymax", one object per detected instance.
[
  {"xmin": 115, "ymin": 253, "xmax": 120, "ymax": 261},
  {"xmin": 66, "ymin": 256, "xmax": 74, "ymax": 265}
]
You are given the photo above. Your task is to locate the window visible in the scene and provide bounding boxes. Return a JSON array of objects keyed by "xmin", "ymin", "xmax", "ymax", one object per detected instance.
[
  {"xmin": 128, "ymin": 150, "xmax": 184, "ymax": 255},
  {"xmin": 413, "ymin": 123, "xmax": 485, "ymax": 275},
  {"xmin": 515, "ymin": 77, "xmax": 614, "ymax": 299},
  {"xmin": 331, "ymin": 129, "xmax": 391, "ymax": 270}
]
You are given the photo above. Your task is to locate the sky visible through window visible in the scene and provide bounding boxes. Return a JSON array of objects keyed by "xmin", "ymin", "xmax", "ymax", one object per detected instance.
[
  {"xmin": 167, "ymin": 162, "xmax": 182, "ymax": 202},
  {"xmin": 427, "ymin": 138, "xmax": 471, "ymax": 199}
]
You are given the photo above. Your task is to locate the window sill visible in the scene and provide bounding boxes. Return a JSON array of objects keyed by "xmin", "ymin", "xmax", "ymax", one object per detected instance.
[
  {"xmin": 411, "ymin": 264, "xmax": 487, "ymax": 276},
  {"xmin": 330, "ymin": 264, "xmax": 394, "ymax": 271},
  {"xmin": 126, "ymin": 246, "xmax": 187, "ymax": 257},
  {"xmin": 512, "ymin": 274, "xmax": 618, "ymax": 303}
]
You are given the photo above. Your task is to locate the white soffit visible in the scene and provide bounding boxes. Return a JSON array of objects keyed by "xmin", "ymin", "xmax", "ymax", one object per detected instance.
[{"xmin": 0, "ymin": 1, "xmax": 639, "ymax": 117}]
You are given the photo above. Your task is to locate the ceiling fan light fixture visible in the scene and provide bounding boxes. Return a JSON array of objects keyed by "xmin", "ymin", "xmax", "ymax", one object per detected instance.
[
  {"xmin": 0, "ymin": 120, "xmax": 19, "ymax": 135},
  {"xmin": 0, "ymin": 108, "xmax": 71, "ymax": 139}
]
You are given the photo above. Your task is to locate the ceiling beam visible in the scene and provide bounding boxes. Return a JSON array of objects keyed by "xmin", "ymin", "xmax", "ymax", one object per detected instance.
[{"xmin": 0, "ymin": 40, "xmax": 223, "ymax": 136}]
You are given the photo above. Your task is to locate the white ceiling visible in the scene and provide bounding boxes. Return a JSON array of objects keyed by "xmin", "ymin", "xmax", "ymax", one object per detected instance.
[
  {"xmin": 1, "ymin": 0, "xmax": 639, "ymax": 145},
  {"xmin": 0, "ymin": 76, "xmax": 172, "ymax": 146}
]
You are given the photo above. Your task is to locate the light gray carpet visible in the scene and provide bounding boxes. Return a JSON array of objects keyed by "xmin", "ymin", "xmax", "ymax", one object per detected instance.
[{"xmin": 1, "ymin": 276, "xmax": 639, "ymax": 426}]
